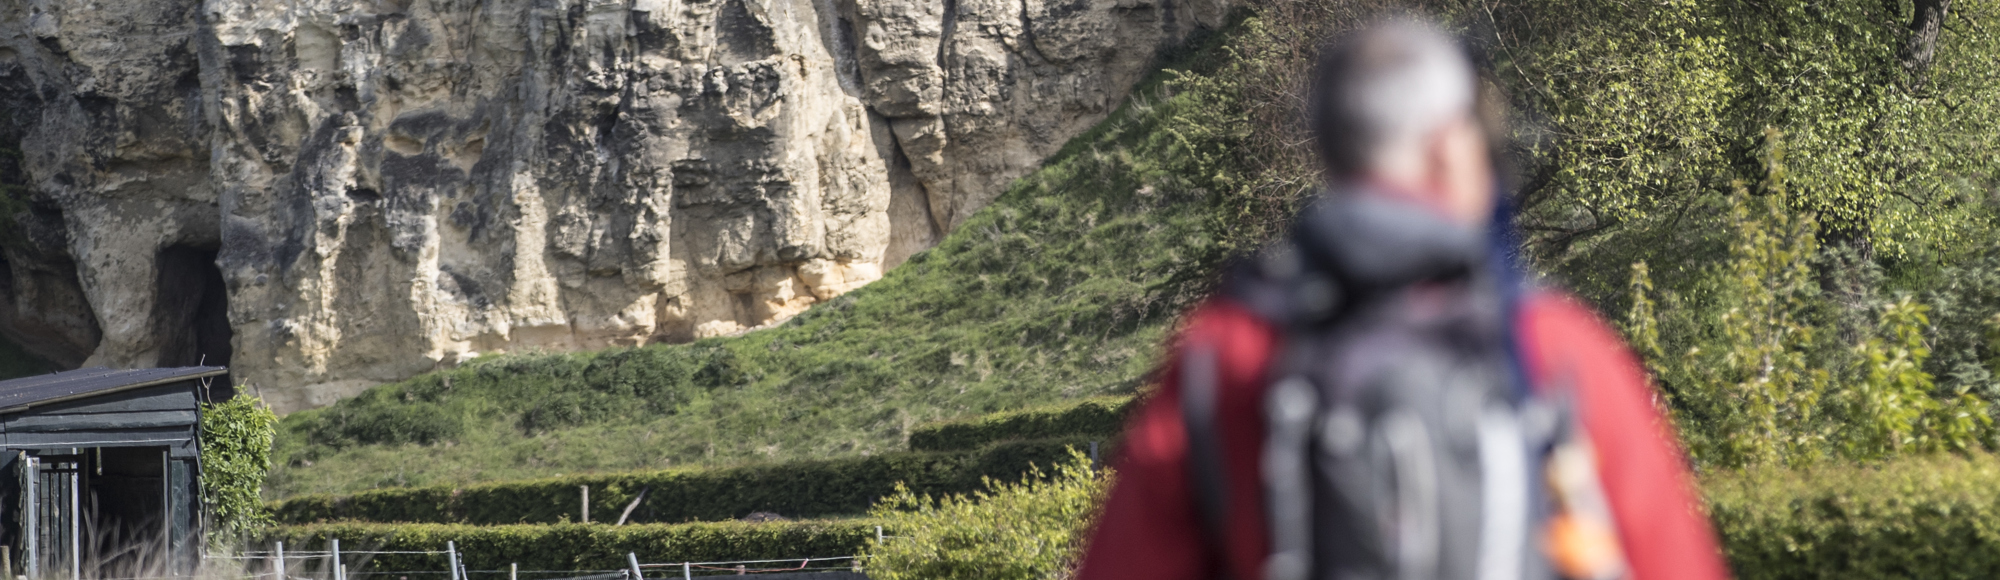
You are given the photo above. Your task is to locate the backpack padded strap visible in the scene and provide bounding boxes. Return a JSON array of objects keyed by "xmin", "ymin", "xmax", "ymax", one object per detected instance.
[{"xmin": 1180, "ymin": 345, "xmax": 1232, "ymax": 579}]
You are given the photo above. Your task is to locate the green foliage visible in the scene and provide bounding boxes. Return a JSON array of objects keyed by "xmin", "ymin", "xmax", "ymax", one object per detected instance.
[
  {"xmin": 1838, "ymin": 298, "xmax": 1992, "ymax": 458},
  {"xmin": 1497, "ymin": 0, "xmax": 2000, "ymax": 258},
  {"xmin": 1225, "ymin": 0, "xmax": 2000, "ymax": 288},
  {"xmin": 203, "ymin": 393, "xmax": 280, "ymax": 541},
  {"xmin": 860, "ymin": 450, "xmax": 1107, "ymax": 580},
  {"xmin": 908, "ymin": 397, "xmax": 1134, "ymax": 452},
  {"xmin": 1705, "ymin": 453, "xmax": 2000, "ymax": 579},
  {"xmin": 1920, "ymin": 239, "xmax": 2000, "ymax": 410},
  {"xmin": 270, "ymin": 438, "xmax": 1099, "ymax": 526},
  {"xmin": 1211, "ymin": 1, "xmax": 2000, "ymax": 474},
  {"xmin": 1507, "ymin": 0, "xmax": 1736, "ymax": 228},
  {"xmin": 268, "ymin": 22, "xmax": 1259, "ymax": 498},
  {"xmin": 1626, "ymin": 143, "xmax": 1993, "ymax": 467},
  {"xmin": 1627, "ymin": 167, "xmax": 1831, "ymax": 466},
  {"xmin": 261, "ymin": 520, "xmax": 879, "ymax": 573}
]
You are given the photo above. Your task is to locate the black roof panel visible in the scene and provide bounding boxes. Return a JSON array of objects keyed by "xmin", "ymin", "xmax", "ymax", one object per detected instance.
[{"xmin": 0, "ymin": 367, "xmax": 228, "ymax": 413}]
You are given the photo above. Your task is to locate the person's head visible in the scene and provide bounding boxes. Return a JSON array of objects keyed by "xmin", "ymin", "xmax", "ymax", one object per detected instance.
[{"xmin": 1311, "ymin": 19, "xmax": 1493, "ymax": 226}]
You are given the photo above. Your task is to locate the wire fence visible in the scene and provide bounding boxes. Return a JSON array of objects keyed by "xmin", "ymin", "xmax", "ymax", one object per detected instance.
[{"xmin": 201, "ymin": 539, "xmax": 863, "ymax": 580}]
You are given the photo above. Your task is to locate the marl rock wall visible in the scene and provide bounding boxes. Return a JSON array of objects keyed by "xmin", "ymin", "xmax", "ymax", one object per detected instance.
[{"xmin": 0, "ymin": 0, "xmax": 1229, "ymax": 412}]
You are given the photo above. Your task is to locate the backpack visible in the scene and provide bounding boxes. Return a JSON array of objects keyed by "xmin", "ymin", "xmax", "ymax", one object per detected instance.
[{"xmin": 1189, "ymin": 194, "xmax": 1628, "ymax": 580}]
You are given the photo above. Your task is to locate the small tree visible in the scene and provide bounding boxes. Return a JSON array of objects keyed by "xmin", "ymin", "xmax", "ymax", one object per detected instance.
[
  {"xmin": 1838, "ymin": 298, "xmax": 1992, "ymax": 458},
  {"xmin": 200, "ymin": 393, "xmax": 279, "ymax": 543},
  {"xmin": 1626, "ymin": 135, "xmax": 1994, "ymax": 467}
]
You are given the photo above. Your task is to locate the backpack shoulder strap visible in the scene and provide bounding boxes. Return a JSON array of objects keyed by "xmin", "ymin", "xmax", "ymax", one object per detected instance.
[{"xmin": 1179, "ymin": 344, "xmax": 1233, "ymax": 578}]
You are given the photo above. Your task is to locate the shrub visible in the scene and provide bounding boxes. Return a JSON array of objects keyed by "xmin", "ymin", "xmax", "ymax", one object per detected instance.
[
  {"xmin": 908, "ymin": 397, "xmax": 1135, "ymax": 452},
  {"xmin": 1922, "ymin": 243, "xmax": 2000, "ymax": 414},
  {"xmin": 1625, "ymin": 147, "xmax": 1994, "ymax": 468},
  {"xmin": 260, "ymin": 520, "xmax": 878, "ymax": 573},
  {"xmin": 203, "ymin": 393, "xmax": 280, "ymax": 542},
  {"xmin": 1706, "ymin": 453, "xmax": 2000, "ymax": 579},
  {"xmin": 271, "ymin": 438, "xmax": 1106, "ymax": 526},
  {"xmin": 860, "ymin": 450, "xmax": 1107, "ymax": 580},
  {"xmin": 1626, "ymin": 180, "xmax": 1835, "ymax": 467}
]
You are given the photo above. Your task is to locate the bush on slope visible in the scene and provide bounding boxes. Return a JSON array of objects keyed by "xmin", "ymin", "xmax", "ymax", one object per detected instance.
[
  {"xmin": 860, "ymin": 450, "xmax": 1106, "ymax": 580},
  {"xmin": 268, "ymin": 21, "xmax": 1259, "ymax": 498}
]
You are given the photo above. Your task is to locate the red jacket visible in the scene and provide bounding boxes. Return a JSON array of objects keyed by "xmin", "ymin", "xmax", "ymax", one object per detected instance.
[{"xmin": 1076, "ymin": 291, "xmax": 1730, "ymax": 580}]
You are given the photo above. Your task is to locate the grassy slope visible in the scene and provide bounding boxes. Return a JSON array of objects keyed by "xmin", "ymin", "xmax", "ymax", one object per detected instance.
[{"xmin": 269, "ymin": 27, "xmax": 1252, "ymax": 497}]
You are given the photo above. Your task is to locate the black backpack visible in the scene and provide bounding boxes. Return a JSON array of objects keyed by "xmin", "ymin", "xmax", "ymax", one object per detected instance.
[{"xmin": 1187, "ymin": 194, "xmax": 1628, "ymax": 580}]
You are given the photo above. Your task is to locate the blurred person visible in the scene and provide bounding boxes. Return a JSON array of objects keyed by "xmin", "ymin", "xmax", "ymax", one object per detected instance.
[{"xmin": 1075, "ymin": 19, "xmax": 1729, "ymax": 580}]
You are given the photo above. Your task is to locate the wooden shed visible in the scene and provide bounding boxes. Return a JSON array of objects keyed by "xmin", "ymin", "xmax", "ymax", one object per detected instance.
[{"xmin": 0, "ymin": 366, "xmax": 228, "ymax": 580}]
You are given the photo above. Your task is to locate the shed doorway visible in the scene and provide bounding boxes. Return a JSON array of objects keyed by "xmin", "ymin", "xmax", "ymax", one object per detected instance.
[{"xmin": 18, "ymin": 445, "xmax": 191, "ymax": 580}]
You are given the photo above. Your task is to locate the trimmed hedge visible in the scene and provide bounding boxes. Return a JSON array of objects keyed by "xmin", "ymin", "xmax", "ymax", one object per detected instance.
[
  {"xmin": 907, "ymin": 397, "xmax": 1135, "ymax": 452},
  {"xmin": 273, "ymin": 452, "xmax": 2000, "ymax": 578},
  {"xmin": 260, "ymin": 520, "xmax": 876, "ymax": 574},
  {"xmin": 1705, "ymin": 453, "xmax": 2000, "ymax": 579},
  {"xmin": 271, "ymin": 438, "xmax": 1108, "ymax": 526}
]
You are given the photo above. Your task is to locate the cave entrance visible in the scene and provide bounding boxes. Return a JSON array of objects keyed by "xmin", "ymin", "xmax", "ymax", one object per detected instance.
[{"xmin": 153, "ymin": 245, "xmax": 231, "ymax": 400}]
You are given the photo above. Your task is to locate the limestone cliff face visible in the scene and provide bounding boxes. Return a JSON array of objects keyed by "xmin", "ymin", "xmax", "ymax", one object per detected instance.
[{"xmin": 0, "ymin": 0, "xmax": 1228, "ymax": 411}]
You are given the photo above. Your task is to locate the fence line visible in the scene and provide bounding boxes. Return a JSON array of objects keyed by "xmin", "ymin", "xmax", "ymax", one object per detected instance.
[{"xmin": 211, "ymin": 539, "xmax": 861, "ymax": 580}]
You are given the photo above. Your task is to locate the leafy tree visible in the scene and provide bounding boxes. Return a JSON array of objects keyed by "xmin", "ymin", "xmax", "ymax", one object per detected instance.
[
  {"xmin": 201, "ymin": 393, "xmax": 280, "ymax": 543},
  {"xmin": 1626, "ymin": 182, "xmax": 1833, "ymax": 466},
  {"xmin": 1493, "ymin": 0, "xmax": 2000, "ymax": 260},
  {"xmin": 1625, "ymin": 147, "xmax": 1993, "ymax": 467}
]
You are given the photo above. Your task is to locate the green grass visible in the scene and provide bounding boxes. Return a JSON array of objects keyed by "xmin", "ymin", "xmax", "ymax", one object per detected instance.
[
  {"xmin": 268, "ymin": 23, "xmax": 1255, "ymax": 498},
  {"xmin": 908, "ymin": 396, "xmax": 1133, "ymax": 452}
]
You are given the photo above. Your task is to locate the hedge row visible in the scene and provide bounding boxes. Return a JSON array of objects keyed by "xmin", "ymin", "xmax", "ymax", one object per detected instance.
[
  {"xmin": 272, "ymin": 438, "xmax": 1110, "ymax": 526},
  {"xmin": 272, "ymin": 452, "xmax": 2000, "ymax": 578},
  {"xmin": 257, "ymin": 520, "xmax": 877, "ymax": 575},
  {"xmin": 907, "ymin": 396, "xmax": 1135, "ymax": 452},
  {"xmin": 1705, "ymin": 452, "xmax": 2000, "ymax": 579}
]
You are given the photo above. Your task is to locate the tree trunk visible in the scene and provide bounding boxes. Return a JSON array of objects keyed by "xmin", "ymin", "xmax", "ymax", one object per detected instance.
[{"xmin": 1904, "ymin": 0, "xmax": 1953, "ymax": 74}]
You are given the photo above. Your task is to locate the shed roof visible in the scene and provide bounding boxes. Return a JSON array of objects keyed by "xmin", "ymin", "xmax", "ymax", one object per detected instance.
[{"xmin": 0, "ymin": 367, "xmax": 228, "ymax": 414}]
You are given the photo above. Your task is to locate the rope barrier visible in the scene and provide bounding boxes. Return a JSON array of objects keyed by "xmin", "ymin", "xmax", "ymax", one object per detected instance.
[
  {"xmin": 228, "ymin": 551, "xmax": 451, "ymax": 557},
  {"xmin": 689, "ymin": 562, "xmax": 809, "ymax": 573},
  {"xmin": 530, "ymin": 572, "xmax": 625, "ymax": 580},
  {"xmin": 635, "ymin": 556, "xmax": 853, "ymax": 568},
  {"xmin": 352, "ymin": 570, "xmax": 625, "ymax": 575},
  {"xmin": 681, "ymin": 564, "xmax": 856, "ymax": 576},
  {"xmin": 464, "ymin": 572, "xmax": 620, "ymax": 576}
]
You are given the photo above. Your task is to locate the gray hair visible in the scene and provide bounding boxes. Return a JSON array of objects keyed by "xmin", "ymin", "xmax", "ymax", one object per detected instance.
[{"xmin": 1311, "ymin": 19, "xmax": 1478, "ymax": 177}]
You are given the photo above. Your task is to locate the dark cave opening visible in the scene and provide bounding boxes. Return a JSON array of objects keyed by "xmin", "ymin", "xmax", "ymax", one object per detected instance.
[{"xmin": 153, "ymin": 245, "xmax": 232, "ymax": 400}]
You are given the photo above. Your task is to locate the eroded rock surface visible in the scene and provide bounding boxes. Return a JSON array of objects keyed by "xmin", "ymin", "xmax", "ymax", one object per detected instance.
[{"xmin": 0, "ymin": 0, "xmax": 1227, "ymax": 412}]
